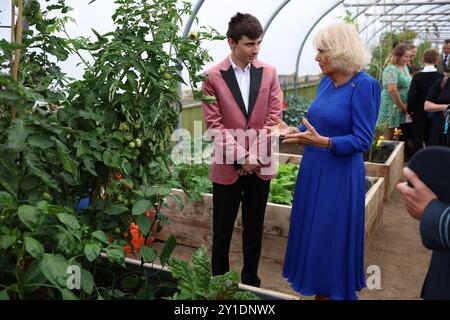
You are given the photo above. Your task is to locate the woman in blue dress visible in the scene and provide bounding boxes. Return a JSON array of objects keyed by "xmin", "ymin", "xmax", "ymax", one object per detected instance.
[{"xmin": 266, "ymin": 23, "xmax": 381, "ymax": 300}]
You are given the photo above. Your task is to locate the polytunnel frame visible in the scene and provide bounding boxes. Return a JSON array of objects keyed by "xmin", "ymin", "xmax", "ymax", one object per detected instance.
[
  {"xmin": 177, "ymin": 0, "xmax": 450, "ymax": 119},
  {"xmin": 178, "ymin": 0, "xmax": 385, "ymax": 97},
  {"xmin": 363, "ymin": 2, "xmax": 450, "ymax": 45}
]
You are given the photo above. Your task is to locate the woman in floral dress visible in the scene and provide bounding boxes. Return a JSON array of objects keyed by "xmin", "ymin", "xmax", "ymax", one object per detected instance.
[{"xmin": 377, "ymin": 43, "xmax": 413, "ymax": 139}]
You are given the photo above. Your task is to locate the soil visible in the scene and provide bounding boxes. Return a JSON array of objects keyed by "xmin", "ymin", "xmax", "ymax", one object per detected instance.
[{"xmin": 156, "ymin": 176, "xmax": 431, "ymax": 300}]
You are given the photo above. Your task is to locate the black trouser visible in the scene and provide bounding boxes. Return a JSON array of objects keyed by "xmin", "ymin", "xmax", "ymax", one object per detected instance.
[
  {"xmin": 211, "ymin": 174, "xmax": 270, "ymax": 287},
  {"xmin": 411, "ymin": 113, "xmax": 434, "ymax": 155}
]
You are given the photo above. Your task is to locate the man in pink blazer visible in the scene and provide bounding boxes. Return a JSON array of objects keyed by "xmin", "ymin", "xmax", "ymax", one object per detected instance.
[{"xmin": 201, "ymin": 12, "xmax": 282, "ymax": 287}]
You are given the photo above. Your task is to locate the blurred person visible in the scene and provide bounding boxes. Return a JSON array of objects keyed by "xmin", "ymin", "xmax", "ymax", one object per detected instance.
[
  {"xmin": 437, "ymin": 39, "xmax": 450, "ymax": 75},
  {"xmin": 424, "ymin": 73, "xmax": 450, "ymax": 147},
  {"xmin": 377, "ymin": 43, "xmax": 412, "ymax": 140},
  {"xmin": 266, "ymin": 23, "xmax": 380, "ymax": 300},
  {"xmin": 396, "ymin": 149, "xmax": 450, "ymax": 300},
  {"xmin": 407, "ymin": 48, "xmax": 444, "ymax": 155}
]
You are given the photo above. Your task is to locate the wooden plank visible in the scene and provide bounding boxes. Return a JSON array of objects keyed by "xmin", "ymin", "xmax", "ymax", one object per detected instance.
[{"xmin": 157, "ymin": 214, "xmax": 288, "ymax": 261}]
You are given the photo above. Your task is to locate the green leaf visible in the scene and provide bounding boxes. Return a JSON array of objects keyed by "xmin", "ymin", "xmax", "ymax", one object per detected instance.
[
  {"xmin": 135, "ymin": 215, "xmax": 151, "ymax": 235},
  {"xmin": 0, "ymin": 40, "xmax": 27, "ymax": 50},
  {"xmin": 55, "ymin": 140, "xmax": 79, "ymax": 176},
  {"xmin": 82, "ymin": 157, "xmax": 97, "ymax": 176},
  {"xmin": 132, "ymin": 200, "xmax": 152, "ymax": 216},
  {"xmin": 39, "ymin": 254, "xmax": 69, "ymax": 288},
  {"xmin": 104, "ymin": 204, "xmax": 129, "ymax": 216},
  {"xmin": 156, "ymin": 186, "xmax": 171, "ymax": 197},
  {"xmin": 140, "ymin": 245, "xmax": 157, "ymax": 263},
  {"xmin": 24, "ymin": 237, "xmax": 45, "ymax": 260},
  {"xmin": 91, "ymin": 230, "xmax": 110, "ymax": 245},
  {"xmin": 59, "ymin": 288, "xmax": 79, "ymax": 300},
  {"xmin": 120, "ymin": 275, "xmax": 140, "ymax": 292},
  {"xmin": 27, "ymin": 135, "xmax": 55, "ymax": 149},
  {"xmin": 0, "ymin": 235, "xmax": 17, "ymax": 250},
  {"xmin": 18, "ymin": 205, "xmax": 42, "ymax": 230},
  {"xmin": 0, "ymin": 191, "xmax": 16, "ymax": 209},
  {"xmin": 0, "ymin": 89, "xmax": 20, "ymax": 101},
  {"xmin": 136, "ymin": 280, "xmax": 154, "ymax": 300},
  {"xmin": 0, "ymin": 290, "xmax": 9, "ymax": 300},
  {"xmin": 25, "ymin": 153, "xmax": 61, "ymax": 192},
  {"xmin": 84, "ymin": 243, "xmax": 101, "ymax": 262},
  {"xmin": 81, "ymin": 269, "xmax": 94, "ymax": 295},
  {"xmin": 7, "ymin": 119, "xmax": 33, "ymax": 151},
  {"xmin": 0, "ymin": 151, "xmax": 19, "ymax": 196},
  {"xmin": 91, "ymin": 28, "xmax": 106, "ymax": 42},
  {"xmin": 103, "ymin": 247, "xmax": 125, "ymax": 265},
  {"xmin": 160, "ymin": 234, "xmax": 176, "ymax": 266},
  {"xmin": 57, "ymin": 213, "xmax": 80, "ymax": 230}
]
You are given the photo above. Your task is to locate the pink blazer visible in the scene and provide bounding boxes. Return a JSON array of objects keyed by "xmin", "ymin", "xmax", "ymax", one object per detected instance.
[{"xmin": 202, "ymin": 57, "xmax": 282, "ymax": 185}]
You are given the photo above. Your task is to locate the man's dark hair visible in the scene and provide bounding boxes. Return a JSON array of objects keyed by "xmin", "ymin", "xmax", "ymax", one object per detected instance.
[
  {"xmin": 226, "ymin": 12, "xmax": 263, "ymax": 43},
  {"xmin": 444, "ymin": 39, "xmax": 450, "ymax": 44}
]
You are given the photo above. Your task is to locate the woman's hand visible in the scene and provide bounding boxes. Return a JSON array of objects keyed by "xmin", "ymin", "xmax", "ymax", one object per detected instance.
[
  {"xmin": 282, "ymin": 118, "xmax": 330, "ymax": 148},
  {"xmin": 264, "ymin": 115, "xmax": 299, "ymax": 137}
]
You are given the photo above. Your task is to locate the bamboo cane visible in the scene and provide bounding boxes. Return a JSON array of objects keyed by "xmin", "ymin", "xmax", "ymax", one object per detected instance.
[
  {"xmin": 11, "ymin": 0, "xmax": 24, "ymax": 120},
  {"xmin": 10, "ymin": 1, "xmax": 15, "ymax": 70}
]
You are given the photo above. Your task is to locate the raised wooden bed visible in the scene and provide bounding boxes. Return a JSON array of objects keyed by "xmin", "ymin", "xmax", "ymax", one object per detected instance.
[
  {"xmin": 158, "ymin": 175, "xmax": 384, "ymax": 262},
  {"xmin": 277, "ymin": 141, "xmax": 404, "ymax": 202},
  {"xmin": 106, "ymin": 256, "xmax": 300, "ymax": 300}
]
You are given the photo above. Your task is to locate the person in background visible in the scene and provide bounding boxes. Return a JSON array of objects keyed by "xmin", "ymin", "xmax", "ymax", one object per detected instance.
[
  {"xmin": 406, "ymin": 42, "xmax": 418, "ymax": 75},
  {"xmin": 266, "ymin": 23, "xmax": 380, "ymax": 300},
  {"xmin": 424, "ymin": 71, "xmax": 450, "ymax": 147},
  {"xmin": 377, "ymin": 43, "xmax": 412, "ymax": 140},
  {"xmin": 407, "ymin": 48, "xmax": 444, "ymax": 155},
  {"xmin": 396, "ymin": 166, "xmax": 450, "ymax": 300},
  {"xmin": 437, "ymin": 39, "xmax": 450, "ymax": 75}
]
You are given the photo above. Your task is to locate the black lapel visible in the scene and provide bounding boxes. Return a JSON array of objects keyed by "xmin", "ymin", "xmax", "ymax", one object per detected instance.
[
  {"xmin": 220, "ymin": 67, "xmax": 247, "ymax": 119},
  {"xmin": 248, "ymin": 64, "xmax": 263, "ymax": 120}
]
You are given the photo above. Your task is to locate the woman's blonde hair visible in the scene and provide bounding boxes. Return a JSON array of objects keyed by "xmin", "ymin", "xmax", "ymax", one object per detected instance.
[{"xmin": 313, "ymin": 23, "xmax": 371, "ymax": 73}]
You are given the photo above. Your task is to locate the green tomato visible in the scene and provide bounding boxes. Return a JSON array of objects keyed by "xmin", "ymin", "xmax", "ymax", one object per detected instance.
[
  {"xmin": 124, "ymin": 133, "xmax": 134, "ymax": 142},
  {"xmin": 42, "ymin": 192, "xmax": 53, "ymax": 201},
  {"xmin": 159, "ymin": 66, "xmax": 166, "ymax": 73},
  {"xmin": 163, "ymin": 72, "xmax": 173, "ymax": 80},
  {"xmin": 134, "ymin": 138, "xmax": 142, "ymax": 147},
  {"xmin": 133, "ymin": 123, "xmax": 141, "ymax": 129},
  {"xmin": 119, "ymin": 122, "xmax": 130, "ymax": 131},
  {"xmin": 114, "ymin": 227, "xmax": 121, "ymax": 234},
  {"xmin": 128, "ymin": 141, "xmax": 136, "ymax": 149},
  {"xmin": 123, "ymin": 199, "xmax": 130, "ymax": 206},
  {"xmin": 117, "ymin": 194, "xmax": 124, "ymax": 203}
]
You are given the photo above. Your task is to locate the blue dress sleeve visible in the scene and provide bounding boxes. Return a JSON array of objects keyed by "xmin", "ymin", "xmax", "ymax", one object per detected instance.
[{"xmin": 330, "ymin": 76, "xmax": 381, "ymax": 155}]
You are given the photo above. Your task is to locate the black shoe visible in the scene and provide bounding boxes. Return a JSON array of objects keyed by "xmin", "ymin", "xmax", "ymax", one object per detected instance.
[{"xmin": 241, "ymin": 276, "xmax": 261, "ymax": 288}]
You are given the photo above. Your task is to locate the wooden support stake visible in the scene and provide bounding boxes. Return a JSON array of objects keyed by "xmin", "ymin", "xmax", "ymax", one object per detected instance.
[{"xmin": 11, "ymin": 0, "xmax": 24, "ymax": 120}]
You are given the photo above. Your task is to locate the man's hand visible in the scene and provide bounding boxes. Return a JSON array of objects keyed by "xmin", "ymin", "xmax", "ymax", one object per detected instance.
[
  {"xmin": 236, "ymin": 154, "xmax": 260, "ymax": 176},
  {"xmin": 396, "ymin": 167, "xmax": 438, "ymax": 220},
  {"xmin": 264, "ymin": 115, "xmax": 298, "ymax": 137}
]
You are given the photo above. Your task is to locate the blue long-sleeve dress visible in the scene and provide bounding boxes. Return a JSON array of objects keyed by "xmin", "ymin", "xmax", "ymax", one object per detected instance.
[{"xmin": 282, "ymin": 72, "xmax": 381, "ymax": 300}]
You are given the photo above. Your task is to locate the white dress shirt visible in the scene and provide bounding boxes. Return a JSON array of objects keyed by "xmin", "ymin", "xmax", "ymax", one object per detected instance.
[
  {"xmin": 422, "ymin": 65, "xmax": 438, "ymax": 73},
  {"xmin": 229, "ymin": 55, "xmax": 251, "ymax": 112}
]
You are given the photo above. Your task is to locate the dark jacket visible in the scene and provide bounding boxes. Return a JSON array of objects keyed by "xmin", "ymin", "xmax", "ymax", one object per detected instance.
[
  {"xmin": 420, "ymin": 200, "xmax": 450, "ymax": 300},
  {"xmin": 407, "ymin": 71, "xmax": 444, "ymax": 122}
]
